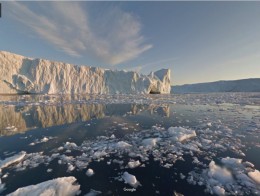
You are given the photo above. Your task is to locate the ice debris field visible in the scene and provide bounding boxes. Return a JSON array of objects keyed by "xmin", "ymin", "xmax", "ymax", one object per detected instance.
[{"xmin": 0, "ymin": 93, "xmax": 260, "ymax": 195}]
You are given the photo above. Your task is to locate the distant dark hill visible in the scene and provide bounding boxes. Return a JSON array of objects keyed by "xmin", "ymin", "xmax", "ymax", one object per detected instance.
[{"xmin": 172, "ymin": 78, "xmax": 260, "ymax": 93}]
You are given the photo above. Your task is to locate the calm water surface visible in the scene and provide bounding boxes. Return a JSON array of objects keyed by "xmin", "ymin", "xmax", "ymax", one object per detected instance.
[{"xmin": 0, "ymin": 93, "xmax": 259, "ymax": 195}]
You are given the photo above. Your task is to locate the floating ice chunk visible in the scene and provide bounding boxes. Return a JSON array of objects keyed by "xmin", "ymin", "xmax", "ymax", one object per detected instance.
[
  {"xmin": 244, "ymin": 161, "xmax": 254, "ymax": 168},
  {"xmin": 110, "ymin": 134, "xmax": 116, "ymax": 139},
  {"xmin": 201, "ymin": 138, "xmax": 212, "ymax": 144},
  {"xmin": 207, "ymin": 123, "xmax": 212, "ymax": 127},
  {"xmin": 58, "ymin": 147, "xmax": 64, "ymax": 151},
  {"xmin": 122, "ymin": 172, "xmax": 139, "ymax": 187},
  {"xmin": 47, "ymin": 169, "xmax": 52, "ymax": 173},
  {"xmin": 8, "ymin": 176, "xmax": 80, "ymax": 196},
  {"xmin": 116, "ymin": 141, "xmax": 132, "ymax": 148},
  {"xmin": 180, "ymin": 173, "xmax": 186, "ymax": 179},
  {"xmin": 67, "ymin": 164, "xmax": 75, "ymax": 172},
  {"xmin": 7, "ymin": 176, "xmax": 80, "ymax": 196},
  {"xmin": 0, "ymin": 151, "xmax": 26, "ymax": 169},
  {"xmin": 174, "ymin": 191, "xmax": 184, "ymax": 196},
  {"xmin": 64, "ymin": 142, "xmax": 77, "ymax": 149},
  {"xmin": 213, "ymin": 186, "xmax": 225, "ymax": 196},
  {"xmin": 84, "ymin": 189, "xmax": 102, "ymax": 196},
  {"xmin": 248, "ymin": 170, "xmax": 260, "ymax": 185},
  {"xmin": 221, "ymin": 157, "xmax": 242, "ymax": 166},
  {"xmin": 168, "ymin": 127, "xmax": 196, "ymax": 142},
  {"xmin": 236, "ymin": 173, "xmax": 255, "ymax": 187},
  {"xmin": 127, "ymin": 160, "xmax": 141, "ymax": 169},
  {"xmin": 208, "ymin": 161, "xmax": 233, "ymax": 184},
  {"xmin": 86, "ymin": 169, "xmax": 94, "ymax": 177},
  {"xmin": 93, "ymin": 151, "xmax": 107, "ymax": 159},
  {"xmin": 41, "ymin": 137, "xmax": 49, "ymax": 142},
  {"xmin": 29, "ymin": 136, "xmax": 55, "ymax": 146},
  {"xmin": 142, "ymin": 138, "xmax": 160, "ymax": 147},
  {"xmin": 0, "ymin": 178, "xmax": 5, "ymax": 194}
]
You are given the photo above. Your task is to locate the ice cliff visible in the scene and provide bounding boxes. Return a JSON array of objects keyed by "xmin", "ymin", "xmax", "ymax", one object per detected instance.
[{"xmin": 0, "ymin": 51, "xmax": 171, "ymax": 94}]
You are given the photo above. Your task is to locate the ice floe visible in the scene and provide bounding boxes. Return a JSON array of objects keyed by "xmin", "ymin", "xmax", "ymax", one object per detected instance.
[
  {"xmin": 122, "ymin": 172, "xmax": 140, "ymax": 188},
  {"xmin": 127, "ymin": 160, "xmax": 141, "ymax": 169},
  {"xmin": 0, "ymin": 152, "xmax": 26, "ymax": 169},
  {"xmin": 187, "ymin": 157, "xmax": 260, "ymax": 195},
  {"xmin": 168, "ymin": 127, "xmax": 196, "ymax": 142},
  {"xmin": 7, "ymin": 176, "xmax": 80, "ymax": 196},
  {"xmin": 248, "ymin": 170, "xmax": 260, "ymax": 185},
  {"xmin": 86, "ymin": 168, "xmax": 94, "ymax": 177},
  {"xmin": 84, "ymin": 189, "xmax": 102, "ymax": 196}
]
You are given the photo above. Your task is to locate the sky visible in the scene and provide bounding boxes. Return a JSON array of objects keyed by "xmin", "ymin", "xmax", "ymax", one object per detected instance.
[{"xmin": 1, "ymin": 1, "xmax": 260, "ymax": 85}]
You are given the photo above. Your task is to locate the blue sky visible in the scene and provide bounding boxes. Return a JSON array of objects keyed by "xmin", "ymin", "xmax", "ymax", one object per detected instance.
[{"xmin": 1, "ymin": 1, "xmax": 260, "ymax": 85}]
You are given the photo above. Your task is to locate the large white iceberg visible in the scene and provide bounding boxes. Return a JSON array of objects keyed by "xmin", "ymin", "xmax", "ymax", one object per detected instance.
[
  {"xmin": 0, "ymin": 51, "xmax": 171, "ymax": 94},
  {"xmin": 7, "ymin": 177, "xmax": 80, "ymax": 196}
]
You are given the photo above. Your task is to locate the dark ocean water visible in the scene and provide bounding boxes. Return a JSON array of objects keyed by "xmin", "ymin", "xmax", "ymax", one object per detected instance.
[{"xmin": 0, "ymin": 93, "xmax": 259, "ymax": 195}]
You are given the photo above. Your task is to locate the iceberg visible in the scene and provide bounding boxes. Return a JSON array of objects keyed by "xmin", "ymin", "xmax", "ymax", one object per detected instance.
[{"xmin": 0, "ymin": 51, "xmax": 171, "ymax": 94}]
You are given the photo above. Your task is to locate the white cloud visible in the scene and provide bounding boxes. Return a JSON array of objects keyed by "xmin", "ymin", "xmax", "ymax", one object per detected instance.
[{"xmin": 6, "ymin": 2, "xmax": 152, "ymax": 64}]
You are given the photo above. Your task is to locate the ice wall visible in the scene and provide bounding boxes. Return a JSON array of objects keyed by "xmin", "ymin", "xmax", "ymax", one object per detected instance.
[{"xmin": 0, "ymin": 51, "xmax": 171, "ymax": 94}]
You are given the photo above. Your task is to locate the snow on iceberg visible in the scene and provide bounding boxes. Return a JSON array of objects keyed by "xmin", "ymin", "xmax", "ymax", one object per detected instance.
[
  {"xmin": 168, "ymin": 127, "xmax": 196, "ymax": 142},
  {"xmin": 0, "ymin": 152, "xmax": 26, "ymax": 170},
  {"xmin": 0, "ymin": 51, "xmax": 171, "ymax": 94},
  {"xmin": 7, "ymin": 176, "xmax": 80, "ymax": 196}
]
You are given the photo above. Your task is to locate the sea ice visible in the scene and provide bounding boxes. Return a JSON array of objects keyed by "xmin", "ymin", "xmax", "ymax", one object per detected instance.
[
  {"xmin": 221, "ymin": 157, "xmax": 242, "ymax": 166},
  {"xmin": 122, "ymin": 172, "xmax": 139, "ymax": 188},
  {"xmin": 207, "ymin": 161, "xmax": 233, "ymax": 184},
  {"xmin": 0, "ymin": 152, "xmax": 26, "ymax": 169},
  {"xmin": 0, "ymin": 178, "xmax": 5, "ymax": 194},
  {"xmin": 7, "ymin": 177, "xmax": 80, "ymax": 196},
  {"xmin": 116, "ymin": 141, "xmax": 132, "ymax": 148},
  {"xmin": 248, "ymin": 170, "xmax": 260, "ymax": 185},
  {"xmin": 86, "ymin": 169, "xmax": 94, "ymax": 177},
  {"xmin": 127, "ymin": 160, "xmax": 141, "ymax": 169},
  {"xmin": 84, "ymin": 189, "xmax": 102, "ymax": 196},
  {"xmin": 212, "ymin": 185, "xmax": 225, "ymax": 196},
  {"xmin": 142, "ymin": 138, "xmax": 160, "ymax": 147},
  {"xmin": 168, "ymin": 127, "xmax": 196, "ymax": 142}
]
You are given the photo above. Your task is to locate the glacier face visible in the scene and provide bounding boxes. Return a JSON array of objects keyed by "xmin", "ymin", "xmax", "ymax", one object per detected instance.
[{"xmin": 0, "ymin": 51, "xmax": 171, "ymax": 94}]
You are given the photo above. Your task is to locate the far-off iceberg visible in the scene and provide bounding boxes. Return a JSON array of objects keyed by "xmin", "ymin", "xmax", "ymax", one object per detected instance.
[{"xmin": 0, "ymin": 51, "xmax": 171, "ymax": 95}]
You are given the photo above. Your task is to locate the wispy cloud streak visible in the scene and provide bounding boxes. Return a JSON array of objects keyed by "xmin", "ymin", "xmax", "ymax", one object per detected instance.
[{"xmin": 7, "ymin": 2, "xmax": 152, "ymax": 64}]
